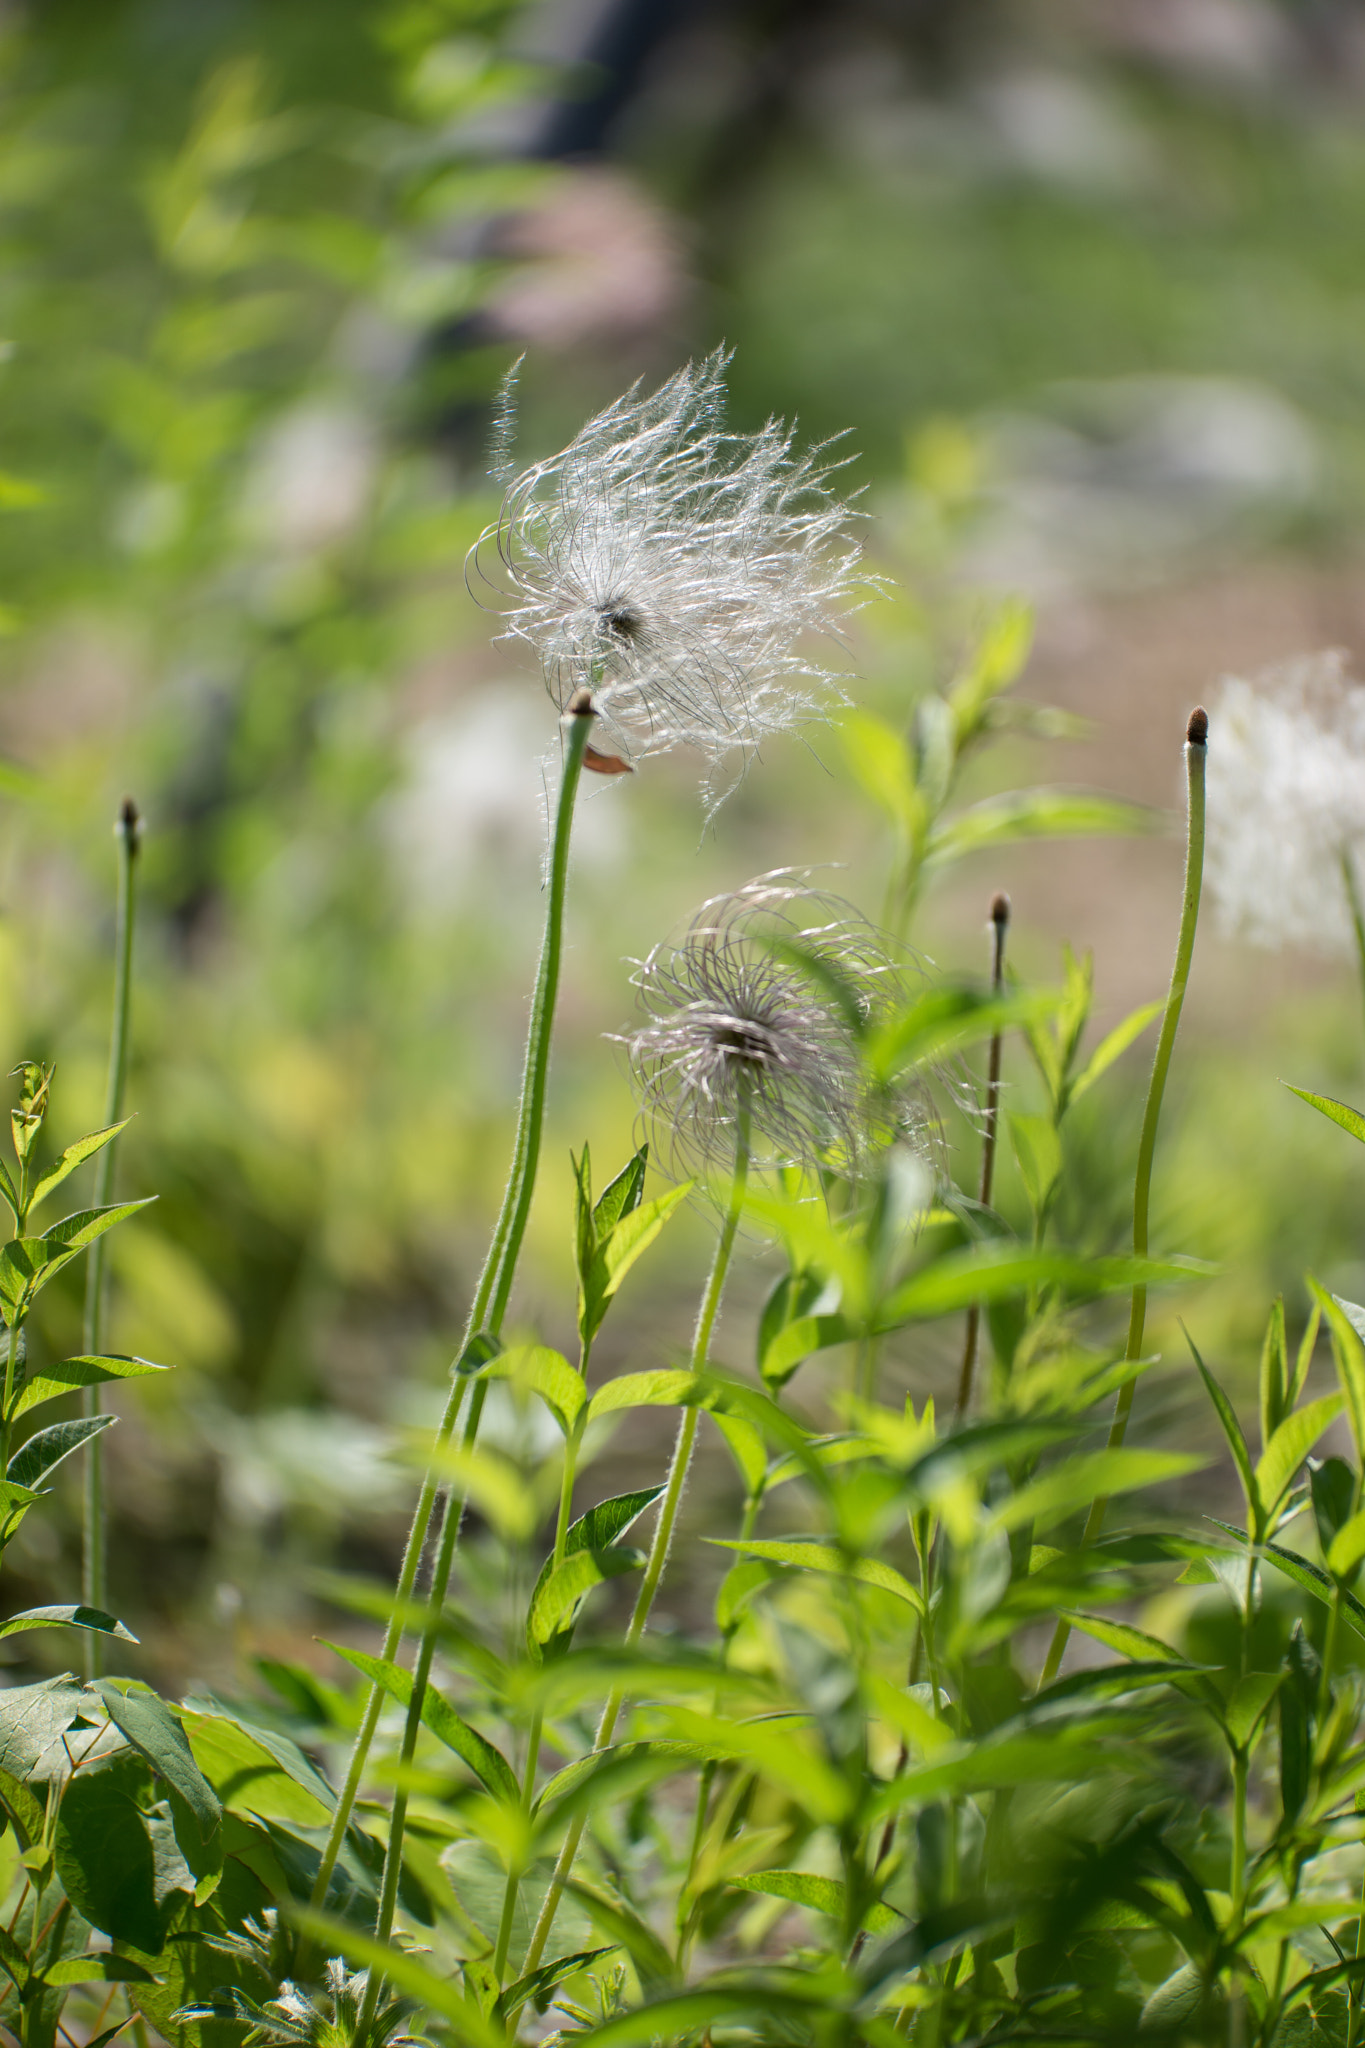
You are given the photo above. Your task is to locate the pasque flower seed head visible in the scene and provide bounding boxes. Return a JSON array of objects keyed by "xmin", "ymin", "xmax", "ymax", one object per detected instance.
[
  {"xmin": 1207, "ymin": 650, "xmax": 1365, "ymax": 956},
  {"xmin": 470, "ymin": 350, "xmax": 865, "ymax": 804},
  {"xmin": 616, "ymin": 871, "xmax": 913, "ymax": 1180}
]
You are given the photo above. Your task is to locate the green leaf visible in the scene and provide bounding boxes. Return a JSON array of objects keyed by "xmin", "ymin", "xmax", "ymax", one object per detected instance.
[
  {"xmin": 1061, "ymin": 1611, "xmax": 1193, "ymax": 1665},
  {"xmin": 649, "ymin": 1707, "xmax": 853, "ymax": 1825},
  {"xmin": 1329, "ymin": 1508, "xmax": 1365, "ymax": 1579},
  {"xmin": 53, "ymin": 1754, "xmax": 162, "ymax": 1950},
  {"xmin": 0, "ymin": 1923, "xmax": 27, "ymax": 1991},
  {"xmin": 7, "ymin": 1413, "xmax": 117, "ymax": 1488},
  {"xmin": 290, "ymin": 1908, "xmax": 504, "ymax": 2048},
  {"xmin": 44, "ymin": 1954, "xmax": 154, "ymax": 1987},
  {"xmin": 565, "ymin": 1880, "xmax": 676, "ymax": 1993},
  {"xmin": 182, "ymin": 1708, "xmax": 333, "ymax": 1826},
  {"xmin": 10, "ymin": 1063, "xmax": 50, "ymax": 1164},
  {"xmin": 582, "ymin": 1186, "xmax": 692, "ymax": 1346},
  {"xmin": 840, "ymin": 708, "xmax": 919, "ymax": 834},
  {"xmin": 42, "ymin": 1198, "xmax": 156, "ymax": 1252},
  {"xmin": 0, "ymin": 1675, "xmax": 87, "ymax": 1776},
  {"xmin": 527, "ymin": 1546, "xmax": 645, "ymax": 1654},
  {"xmin": 1008, "ymin": 1113, "xmax": 1062, "ymax": 1216},
  {"xmin": 1259, "ymin": 1541, "xmax": 1365, "ymax": 1646},
  {"xmin": 927, "ymin": 789, "xmax": 1155, "ymax": 866},
  {"xmin": 1254, "ymin": 1394, "xmax": 1345, "ymax": 1517},
  {"xmin": 484, "ymin": 1345, "xmax": 584, "ymax": 1435},
  {"xmin": 0, "ymin": 1762, "xmax": 43, "ymax": 1849},
  {"xmin": 322, "ymin": 1642, "xmax": 518, "ymax": 1803},
  {"xmin": 0, "ymin": 1604, "xmax": 136, "ymax": 1642},
  {"xmin": 593, "ymin": 1147, "xmax": 648, "ymax": 1237},
  {"xmin": 707, "ymin": 1537, "xmax": 922, "ymax": 1611},
  {"xmin": 1315, "ymin": 1283, "xmax": 1365, "ymax": 1463},
  {"xmin": 709, "ymin": 1410, "xmax": 767, "ymax": 1497},
  {"xmin": 95, "ymin": 1680, "xmax": 221, "ymax": 1839},
  {"xmin": 0, "ymin": 1481, "xmax": 48, "ymax": 1529},
  {"xmin": 989, "ymin": 1449, "xmax": 1203, "ymax": 1534},
  {"xmin": 495, "ymin": 1949, "xmax": 615, "ymax": 2025},
  {"xmin": 715, "ymin": 1560, "xmax": 772, "ymax": 1633},
  {"xmin": 759, "ymin": 1312, "xmax": 855, "ymax": 1391},
  {"xmin": 418, "ymin": 1440, "xmax": 536, "ymax": 1539},
  {"xmin": 1186, "ymin": 1331, "xmax": 1256, "ymax": 1519},
  {"xmin": 29, "ymin": 1118, "xmax": 132, "ymax": 1214},
  {"xmin": 1069, "ymin": 1000, "xmax": 1163, "ymax": 1105},
  {"xmin": 1260, "ymin": 1298, "xmax": 1289, "ymax": 1450},
  {"xmin": 12, "ymin": 1352, "xmax": 170, "ymax": 1420},
  {"xmin": 728, "ymin": 1871, "xmax": 899, "ymax": 1933},
  {"xmin": 878, "ymin": 1245, "xmax": 1207, "ymax": 1329},
  {"xmin": 586, "ymin": 1370, "xmax": 699, "ymax": 1424},
  {"xmin": 1284, "ymin": 1083, "xmax": 1365, "ymax": 1145}
]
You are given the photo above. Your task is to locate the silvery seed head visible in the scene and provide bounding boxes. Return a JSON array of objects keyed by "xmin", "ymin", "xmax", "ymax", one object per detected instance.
[
  {"xmin": 470, "ymin": 350, "xmax": 865, "ymax": 805},
  {"xmin": 1206, "ymin": 650, "xmax": 1365, "ymax": 955},
  {"xmin": 616, "ymin": 872, "xmax": 915, "ymax": 1180}
]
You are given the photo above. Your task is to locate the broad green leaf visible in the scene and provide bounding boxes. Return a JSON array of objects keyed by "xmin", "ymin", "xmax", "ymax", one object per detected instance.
[
  {"xmin": 44, "ymin": 1954, "xmax": 154, "ymax": 1987},
  {"xmin": 7, "ymin": 1413, "xmax": 117, "ymax": 1488},
  {"xmin": 323, "ymin": 1642, "xmax": 518, "ymax": 1803},
  {"xmin": 840, "ymin": 708, "xmax": 918, "ymax": 833},
  {"xmin": 0, "ymin": 1201, "xmax": 154, "ymax": 1315},
  {"xmin": 586, "ymin": 1370, "xmax": 699, "ymax": 1424},
  {"xmin": 1285, "ymin": 1083, "xmax": 1365, "ymax": 1145},
  {"xmin": 485, "ymin": 1345, "xmax": 584, "ymax": 1435},
  {"xmin": 29, "ymin": 1118, "xmax": 132, "ymax": 1214},
  {"xmin": 1008, "ymin": 1113, "xmax": 1062, "ymax": 1216},
  {"xmin": 527, "ymin": 1546, "xmax": 644, "ymax": 1653},
  {"xmin": 0, "ymin": 1603, "xmax": 136, "ymax": 1642},
  {"xmin": 0, "ymin": 1760, "xmax": 44, "ymax": 1847},
  {"xmin": 709, "ymin": 1410, "xmax": 767, "ymax": 1496},
  {"xmin": 1186, "ymin": 1333, "xmax": 1256, "ymax": 1518},
  {"xmin": 653, "ymin": 1707, "xmax": 852, "ymax": 1824},
  {"xmin": 927, "ymin": 789, "xmax": 1155, "ymax": 866},
  {"xmin": 0, "ymin": 1480, "xmax": 48, "ymax": 1529},
  {"xmin": 1069, "ymin": 1001, "xmax": 1163, "ymax": 1104},
  {"xmin": 53, "ymin": 1753, "xmax": 161, "ymax": 1950},
  {"xmin": 95, "ymin": 1679, "xmax": 221, "ymax": 1838},
  {"xmin": 0, "ymin": 1675, "xmax": 87, "ymax": 1776},
  {"xmin": 495, "ymin": 1948, "xmax": 616, "ymax": 2025},
  {"xmin": 182, "ymin": 1709, "xmax": 332, "ymax": 1825},
  {"xmin": 708, "ymin": 1537, "xmax": 921, "ymax": 1611},
  {"xmin": 566, "ymin": 1879, "xmax": 675, "ymax": 1993},
  {"xmin": 728, "ymin": 1870, "xmax": 899, "ymax": 1932},
  {"xmin": 582, "ymin": 1185, "xmax": 692, "ymax": 1344},
  {"xmin": 1313, "ymin": 1282, "xmax": 1365, "ymax": 1462},
  {"xmin": 12, "ymin": 1352, "xmax": 170, "ymax": 1420},
  {"xmin": 1329, "ymin": 1508, "xmax": 1365, "ymax": 1580},
  {"xmin": 760, "ymin": 1312, "xmax": 855, "ymax": 1390},
  {"xmin": 1223, "ymin": 1670, "xmax": 1281, "ymax": 1749},
  {"xmin": 865, "ymin": 1673, "xmax": 953, "ymax": 1755},
  {"xmin": 1255, "ymin": 1394, "xmax": 1345, "ymax": 1516},
  {"xmin": 989, "ymin": 1450, "xmax": 1202, "ymax": 1534},
  {"xmin": 867, "ymin": 987, "xmax": 1058, "ymax": 1086},
  {"xmin": 0, "ymin": 1924, "xmax": 26, "ymax": 1991}
]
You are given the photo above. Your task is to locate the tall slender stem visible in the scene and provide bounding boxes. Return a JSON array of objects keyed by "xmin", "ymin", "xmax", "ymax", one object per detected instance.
[
  {"xmin": 1341, "ymin": 847, "xmax": 1365, "ymax": 1057},
  {"xmin": 82, "ymin": 798, "xmax": 140, "ymax": 1682},
  {"xmin": 956, "ymin": 891, "xmax": 1010, "ymax": 1420},
  {"xmin": 307, "ymin": 700, "xmax": 594, "ymax": 1932},
  {"xmin": 1040, "ymin": 709, "xmax": 1207, "ymax": 1689},
  {"xmin": 520, "ymin": 1107, "xmax": 752, "ymax": 1987}
]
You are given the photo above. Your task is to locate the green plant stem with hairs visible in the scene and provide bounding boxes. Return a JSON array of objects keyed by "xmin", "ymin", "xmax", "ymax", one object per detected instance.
[
  {"xmin": 1342, "ymin": 847, "xmax": 1365, "ymax": 1054},
  {"xmin": 518, "ymin": 1102, "xmax": 753, "ymax": 1993},
  {"xmin": 305, "ymin": 698, "xmax": 595, "ymax": 1943},
  {"xmin": 956, "ymin": 890, "xmax": 1010, "ymax": 1420},
  {"xmin": 81, "ymin": 797, "xmax": 140, "ymax": 1683},
  {"xmin": 1040, "ymin": 709, "xmax": 1207, "ymax": 1690}
]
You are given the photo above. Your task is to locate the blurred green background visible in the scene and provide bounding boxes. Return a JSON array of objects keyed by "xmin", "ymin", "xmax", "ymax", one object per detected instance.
[{"xmin": 2, "ymin": 0, "xmax": 1365, "ymax": 1675}]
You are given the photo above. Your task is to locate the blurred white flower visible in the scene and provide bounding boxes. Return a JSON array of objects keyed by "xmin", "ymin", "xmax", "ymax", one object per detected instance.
[
  {"xmin": 1206, "ymin": 650, "xmax": 1365, "ymax": 955},
  {"xmin": 470, "ymin": 349, "xmax": 865, "ymax": 805}
]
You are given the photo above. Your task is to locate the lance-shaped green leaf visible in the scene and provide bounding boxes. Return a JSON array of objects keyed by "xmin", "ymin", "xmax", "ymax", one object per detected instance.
[
  {"xmin": 7, "ymin": 1413, "xmax": 117, "ymax": 1489},
  {"xmin": 652, "ymin": 1707, "xmax": 853, "ymax": 1824},
  {"xmin": 1328, "ymin": 1507, "xmax": 1365, "ymax": 1580},
  {"xmin": 0, "ymin": 1924, "xmax": 27, "ymax": 1993},
  {"xmin": 43, "ymin": 1955, "xmax": 154, "ymax": 1987},
  {"xmin": 1312, "ymin": 1282, "xmax": 1365, "ymax": 1463},
  {"xmin": 1259, "ymin": 1540, "xmax": 1365, "ymax": 1646},
  {"xmin": 0, "ymin": 1603, "xmax": 136, "ymax": 1642},
  {"xmin": 586, "ymin": 1370, "xmax": 700, "ymax": 1424},
  {"xmin": 526, "ymin": 1487, "xmax": 663, "ymax": 1658},
  {"xmin": 1009, "ymin": 1113, "xmax": 1063, "ymax": 1216},
  {"xmin": 495, "ymin": 1948, "xmax": 616, "ymax": 2026},
  {"xmin": 95, "ymin": 1679, "xmax": 221, "ymax": 1837},
  {"xmin": 708, "ymin": 1536, "xmax": 922, "ymax": 1611},
  {"xmin": 877, "ymin": 1245, "xmax": 1209, "ymax": 1330},
  {"xmin": 0, "ymin": 1200, "xmax": 155, "ymax": 1322},
  {"xmin": 12, "ymin": 1352, "xmax": 170, "ymax": 1421},
  {"xmin": 565, "ymin": 1879, "xmax": 676, "ymax": 1993},
  {"xmin": 988, "ymin": 1449, "xmax": 1203, "ymax": 1535},
  {"xmin": 290, "ymin": 1909, "xmax": 504, "ymax": 2048},
  {"xmin": 580, "ymin": 1185, "xmax": 692, "ymax": 1347},
  {"xmin": 728, "ymin": 1871, "xmax": 900, "ymax": 1932},
  {"xmin": 28, "ymin": 1118, "xmax": 132, "ymax": 1215},
  {"xmin": 1255, "ymin": 1394, "xmax": 1345, "ymax": 1519},
  {"xmin": 1069, "ymin": 1000, "xmax": 1163, "ymax": 1105},
  {"xmin": 1260, "ymin": 1298, "xmax": 1289, "ymax": 1449},
  {"xmin": 926, "ymin": 788, "xmax": 1155, "ymax": 866},
  {"xmin": 1285, "ymin": 1082, "xmax": 1365, "ymax": 1145},
  {"xmin": 1186, "ymin": 1330, "xmax": 1256, "ymax": 1522},
  {"xmin": 323, "ymin": 1642, "xmax": 518, "ymax": 1803},
  {"xmin": 759, "ymin": 1312, "xmax": 855, "ymax": 1391}
]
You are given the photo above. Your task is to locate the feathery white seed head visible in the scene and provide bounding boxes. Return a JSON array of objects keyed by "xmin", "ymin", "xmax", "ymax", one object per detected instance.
[
  {"xmin": 470, "ymin": 349, "xmax": 867, "ymax": 805},
  {"xmin": 1206, "ymin": 650, "xmax": 1365, "ymax": 956},
  {"xmin": 615, "ymin": 870, "xmax": 925, "ymax": 1181}
]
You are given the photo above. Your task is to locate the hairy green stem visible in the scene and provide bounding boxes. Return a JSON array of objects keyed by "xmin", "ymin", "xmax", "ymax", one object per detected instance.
[
  {"xmin": 956, "ymin": 891, "xmax": 1010, "ymax": 1421},
  {"xmin": 1343, "ymin": 847, "xmax": 1365, "ymax": 1055},
  {"xmin": 81, "ymin": 798, "xmax": 140, "ymax": 1682},
  {"xmin": 306, "ymin": 702, "xmax": 593, "ymax": 1943},
  {"xmin": 1040, "ymin": 711, "xmax": 1206, "ymax": 1690},
  {"xmin": 521, "ymin": 1108, "xmax": 752, "ymax": 1984}
]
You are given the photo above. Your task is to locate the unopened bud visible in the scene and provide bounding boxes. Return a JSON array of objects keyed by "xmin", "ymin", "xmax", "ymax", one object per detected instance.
[
  {"xmin": 565, "ymin": 687, "xmax": 597, "ymax": 719},
  {"xmin": 989, "ymin": 891, "xmax": 1011, "ymax": 926},
  {"xmin": 117, "ymin": 796, "xmax": 142, "ymax": 851},
  {"xmin": 1187, "ymin": 706, "xmax": 1208, "ymax": 747}
]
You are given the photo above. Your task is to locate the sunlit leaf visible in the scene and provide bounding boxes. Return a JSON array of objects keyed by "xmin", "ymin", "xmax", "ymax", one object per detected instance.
[
  {"xmin": 29, "ymin": 1118, "xmax": 133, "ymax": 1214},
  {"xmin": 322, "ymin": 1642, "xmax": 518, "ymax": 1803},
  {"xmin": 708, "ymin": 1536, "xmax": 922, "ymax": 1610},
  {"xmin": 1069, "ymin": 1000, "xmax": 1162, "ymax": 1104},
  {"xmin": 95, "ymin": 1678, "xmax": 221, "ymax": 1837},
  {"xmin": 1254, "ymin": 1393, "xmax": 1345, "ymax": 1517},
  {"xmin": 586, "ymin": 1370, "xmax": 699, "ymax": 1424},
  {"xmin": 12, "ymin": 1352, "xmax": 169, "ymax": 1421},
  {"xmin": 7, "ymin": 1413, "xmax": 117, "ymax": 1488},
  {"xmin": 1284, "ymin": 1083, "xmax": 1365, "ymax": 1145},
  {"xmin": 729, "ymin": 1870, "xmax": 899, "ymax": 1932},
  {"xmin": 483, "ymin": 1344, "xmax": 584, "ymax": 1436},
  {"xmin": 0, "ymin": 1603, "xmax": 136, "ymax": 1642},
  {"xmin": 988, "ymin": 1450, "xmax": 1202, "ymax": 1534}
]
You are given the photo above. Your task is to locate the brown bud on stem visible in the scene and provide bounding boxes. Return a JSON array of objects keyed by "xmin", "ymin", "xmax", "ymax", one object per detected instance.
[
  {"xmin": 1187, "ymin": 706, "xmax": 1208, "ymax": 748},
  {"xmin": 565, "ymin": 687, "xmax": 596, "ymax": 719},
  {"xmin": 989, "ymin": 891, "xmax": 1011, "ymax": 928},
  {"xmin": 117, "ymin": 796, "xmax": 142, "ymax": 852}
]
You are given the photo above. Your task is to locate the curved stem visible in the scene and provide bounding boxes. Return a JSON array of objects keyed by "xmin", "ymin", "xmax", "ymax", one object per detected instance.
[
  {"xmin": 520, "ymin": 1107, "xmax": 751, "ymax": 1986},
  {"xmin": 307, "ymin": 704, "xmax": 593, "ymax": 1938},
  {"xmin": 1040, "ymin": 712, "xmax": 1207, "ymax": 1689},
  {"xmin": 82, "ymin": 799, "xmax": 140, "ymax": 1682},
  {"xmin": 1342, "ymin": 847, "xmax": 1365, "ymax": 1058}
]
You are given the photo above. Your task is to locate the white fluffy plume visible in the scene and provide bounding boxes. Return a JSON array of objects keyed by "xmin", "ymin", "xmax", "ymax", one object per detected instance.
[
  {"xmin": 1206, "ymin": 649, "xmax": 1365, "ymax": 955},
  {"xmin": 469, "ymin": 350, "xmax": 865, "ymax": 803}
]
